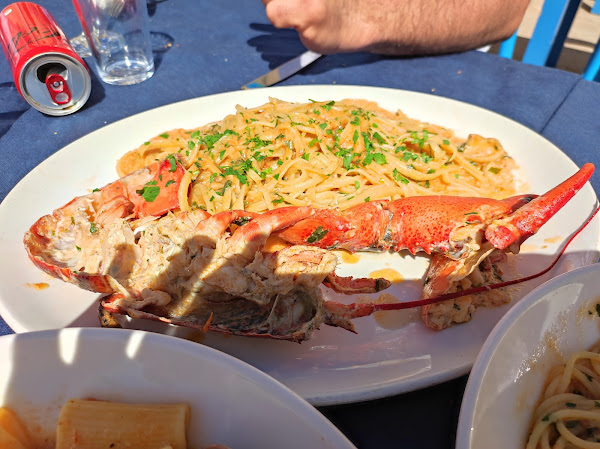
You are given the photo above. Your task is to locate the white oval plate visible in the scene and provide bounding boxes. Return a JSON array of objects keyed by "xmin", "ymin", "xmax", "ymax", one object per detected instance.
[
  {"xmin": 0, "ymin": 85, "xmax": 598, "ymax": 406},
  {"xmin": 0, "ymin": 328, "xmax": 356, "ymax": 449},
  {"xmin": 456, "ymin": 263, "xmax": 600, "ymax": 449}
]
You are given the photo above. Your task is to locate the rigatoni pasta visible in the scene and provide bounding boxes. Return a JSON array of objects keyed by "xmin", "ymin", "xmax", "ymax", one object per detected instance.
[
  {"xmin": 0, "ymin": 407, "xmax": 33, "ymax": 449},
  {"xmin": 56, "ymin": 399, "xmax": 190, "ymax": 449}
]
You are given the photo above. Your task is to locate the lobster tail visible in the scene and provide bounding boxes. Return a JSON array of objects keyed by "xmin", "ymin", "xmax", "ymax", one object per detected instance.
[{"xmin": 485, "ymin": 163, "xmax": 595, "ymax": 251}]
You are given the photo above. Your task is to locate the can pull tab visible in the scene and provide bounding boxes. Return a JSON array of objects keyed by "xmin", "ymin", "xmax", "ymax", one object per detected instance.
[{"xmin": 45, "ymin": 74, "xmax": 71, "ymax": 105}]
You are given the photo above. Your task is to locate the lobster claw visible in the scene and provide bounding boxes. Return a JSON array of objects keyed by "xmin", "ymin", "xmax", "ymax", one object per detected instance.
[
  {"xmin": 485, "ymin": 163, "xmax": 595, "ymax": 251},
  {"xmin": 420, "ymin": 163, "xmax": 595, "ymax": 330}
]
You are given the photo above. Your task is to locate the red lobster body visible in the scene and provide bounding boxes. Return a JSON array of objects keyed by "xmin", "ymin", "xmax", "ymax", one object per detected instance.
[{"xmin": 22, "ymin": 160, "xmax": 595, "ymax": 340}]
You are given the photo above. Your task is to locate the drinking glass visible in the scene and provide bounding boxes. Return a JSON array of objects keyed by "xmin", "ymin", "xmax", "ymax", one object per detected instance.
[{"xmin": 72, "ymin": 0, "xmax": 154, "ymax": 86}]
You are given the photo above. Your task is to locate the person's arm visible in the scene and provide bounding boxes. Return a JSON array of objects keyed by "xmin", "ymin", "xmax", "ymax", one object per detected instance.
[{"xmin": 262, "ymin": 0, "xmax": 530, "ymax": 55}]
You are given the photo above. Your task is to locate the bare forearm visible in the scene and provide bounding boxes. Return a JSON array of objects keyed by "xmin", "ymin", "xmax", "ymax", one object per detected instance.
[
  {"xmin": 366, "ymin": 0, "xmax": 530, "ymax": 55},
  {"xmin": 263, "ymin": 0, "xmax": 530, "ymax": 55}
]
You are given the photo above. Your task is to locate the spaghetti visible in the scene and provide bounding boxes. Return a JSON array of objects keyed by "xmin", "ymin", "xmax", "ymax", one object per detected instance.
[
  {"xmin": 526, "ymin": 341, "xmax": 600, "ymax": 448},
  {"xmin": 116, "ymin": 98, "xmax": 518, "ymax": 214}
]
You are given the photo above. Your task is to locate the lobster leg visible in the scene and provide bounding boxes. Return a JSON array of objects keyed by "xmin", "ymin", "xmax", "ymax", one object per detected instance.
[{"xmin": 420, "ymin": 250, "xmax": 510, "ymax": 330}]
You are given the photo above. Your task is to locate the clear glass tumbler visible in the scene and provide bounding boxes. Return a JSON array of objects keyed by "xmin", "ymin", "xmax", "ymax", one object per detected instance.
[{"xmin": 72, "ymin": 0, "xmax": 155, "ymax": 86}]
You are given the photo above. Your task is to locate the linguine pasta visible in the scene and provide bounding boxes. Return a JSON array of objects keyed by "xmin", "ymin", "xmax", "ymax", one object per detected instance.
[
  {"xmin": 526, "ymin": 341, "xmax": 600, "ymax": 449},
  {"xmin": 116, "ymin": 98, "xmax": 518, "ymax": 214}
]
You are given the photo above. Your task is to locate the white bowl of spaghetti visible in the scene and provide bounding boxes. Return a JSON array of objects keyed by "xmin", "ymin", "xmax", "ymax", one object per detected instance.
[{"xmin": 456, "ymin": 262, "xmax": 600, "ymax": 449}]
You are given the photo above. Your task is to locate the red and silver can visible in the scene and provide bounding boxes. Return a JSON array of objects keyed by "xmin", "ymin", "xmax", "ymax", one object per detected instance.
[{"xmin": 0, "ymin": 2, "xmax": 91, "ymax": 116}]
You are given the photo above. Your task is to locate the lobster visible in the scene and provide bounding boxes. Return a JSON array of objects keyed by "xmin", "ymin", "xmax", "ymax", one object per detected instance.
[
  {"xmin": 23, "ymin": 158, "xmax": 595, "ymax": 341},
  {"xmin": 277, "ymin": 163, "xmax": 596, "ymax": 329}
]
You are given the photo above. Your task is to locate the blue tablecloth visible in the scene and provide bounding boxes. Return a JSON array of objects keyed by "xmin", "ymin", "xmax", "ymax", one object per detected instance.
[{"xmin": 1, "ymin": 0, "xmax": 600, "ymax": 447}]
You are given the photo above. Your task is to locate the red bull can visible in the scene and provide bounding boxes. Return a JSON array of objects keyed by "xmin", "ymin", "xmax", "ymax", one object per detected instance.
[{"xmin": 0, "ymin": 2, "xmax": 91, "ymax": 116}]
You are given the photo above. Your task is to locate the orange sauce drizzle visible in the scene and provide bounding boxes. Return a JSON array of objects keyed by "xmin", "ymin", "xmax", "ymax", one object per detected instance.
[
  {"xmin": 25, "ymin": 283, "xmax": 49, "ymax": 290},
  {"xmin": 368, "ymin": 268, "xmax": 404, "ymax": 283},
  {"xmin": 544, "ymin": 235, "xmax": 563, "ymax": 244},
  {"xmin": 333, "ymin": 250, "xmax": 360, "ymax": 264}
]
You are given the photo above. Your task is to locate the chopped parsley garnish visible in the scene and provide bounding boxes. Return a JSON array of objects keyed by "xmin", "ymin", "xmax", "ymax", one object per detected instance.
[
  {"xmin": 410, "ymin": 130, "xmax": 430, "ymax": 149},
  {"xmin": 220, "ymin": 158, "xmax": 255, "ymax": 185},
  {"xmin": 166, "ymin": 154, "xmax": 177, "ymax": 172},
  {"xmin": 202, "ymin": 132, "xmax": 223, "ymax": 151},
  {"xmin": 272, "ymin": 194, "xmax": 285, "ymax": 204},
  {"xmin": 215, "ymin": 180, "xmax": 232, "ymax": 196},
  {"xmin": 402, "ymin": 151, "xmax": 419, "ymax": 161},
  {"xmin": 373, "ymin": 153, "xmax": 387, "ymax": 165},
  {"xmin": 245, "ymin": 135, "xmax": 271, "ymax": 149},
  {"xmin": 393, "ymin": 168, "xmax": 409, "ymax": 184},
  {"xmin": 335, "ymin": 148, "xmax": 358, "ymax": 170},
  {"xmin": 90, "ymin": 222, "xmax": 98, "ymax": 234},
  {"xmin": 488, "ymin": 167, "xmax": 501, "ymax": 174},
  {"xmin": 165, "ymin": 179, "xmax": 176, "ymax": 187},
  {"xmin": 136, "ymin": 182, "xmax": 160, "ymax": 202},
  {"xmin": 160, "ymin": 133, "xmax": 169, "ymax": 139},
  {"xmin": 233, "ymin": 216, "xmax": 252, "ymax": 226},
  {"xmin": 373, "ymin": 132, "xmax": 386, "ymax": 144},
  {"xmin": 306, "ymin": 226, "xmax": 329, "ymax": 243},
  {"xmin": 322, "ymin": 101, "xmax": 335, "ymax": 111}
]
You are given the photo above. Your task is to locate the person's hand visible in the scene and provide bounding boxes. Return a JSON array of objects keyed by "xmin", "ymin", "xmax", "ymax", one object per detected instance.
[{"xmin": 261, "ymin": 0, "xmax": 381, "ymax": 54}]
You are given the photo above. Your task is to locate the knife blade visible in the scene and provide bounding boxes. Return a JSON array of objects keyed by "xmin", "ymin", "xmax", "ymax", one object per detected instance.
[{"xmin": 241, "ymin": 50, "xmax": 322, "ymax": 89}]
